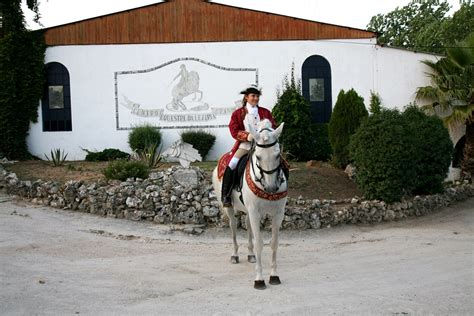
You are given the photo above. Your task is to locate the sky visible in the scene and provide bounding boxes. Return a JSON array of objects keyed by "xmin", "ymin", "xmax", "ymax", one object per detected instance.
[{"xmin": 23, "ymin": 0, "xmax": 462, "ymax": 31}]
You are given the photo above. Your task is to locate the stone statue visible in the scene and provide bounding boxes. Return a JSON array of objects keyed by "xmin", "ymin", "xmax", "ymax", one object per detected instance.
[{"xmin": 162, "ymin": 140, "xmax": 202, "ymax": 168}]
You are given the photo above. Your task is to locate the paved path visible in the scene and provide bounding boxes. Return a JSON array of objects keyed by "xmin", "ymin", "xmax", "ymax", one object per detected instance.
[{"xmin": 0, "ymin": 195, "xmax": 473, "ymax": 315}]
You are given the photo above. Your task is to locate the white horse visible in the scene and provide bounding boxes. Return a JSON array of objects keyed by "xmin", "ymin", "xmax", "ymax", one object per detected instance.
[{"xmin": 212, "ymin": 119, "xmax": 287, "ymax": 290}]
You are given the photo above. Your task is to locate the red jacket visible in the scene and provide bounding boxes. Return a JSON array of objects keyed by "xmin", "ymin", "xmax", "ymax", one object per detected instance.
[{"xmin": 228, "ymin": 105, "xmax": 277, "ymax": 157}]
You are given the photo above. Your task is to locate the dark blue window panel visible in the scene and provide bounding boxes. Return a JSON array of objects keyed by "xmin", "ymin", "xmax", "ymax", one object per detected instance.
[
  {"xmin": 302, "ymin": 55, "xmax": 332, "ymax": 123},
  {"xmin": 42, "ymin": 62, "xmax": 72, "ymax": 132}
]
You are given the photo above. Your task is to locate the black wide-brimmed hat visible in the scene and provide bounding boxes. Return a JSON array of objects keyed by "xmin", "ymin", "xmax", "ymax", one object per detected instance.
[{"xmin": 240, "ymin": 84, "xmax": 262, "ymax": 95}]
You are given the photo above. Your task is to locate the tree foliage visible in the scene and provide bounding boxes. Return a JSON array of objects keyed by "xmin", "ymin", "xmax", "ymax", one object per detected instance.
[
  {"xmin": 443, "ymin": 2, "xmax": 474, "ymax": 49},
  {"xmin": 349, "ymin": 107, "xmax": 453, "ymax": 203},
  {"xmin": 416, "ymin": 32, "xmax": 474, "ymax": 175},
  {"xmin": 350, "ymin": 109, "xmax": 414, "ymax": 203},
  {"xmin": 367, "ymin": 0, "xmax": 473, "ymax": 54},
  {"xmin": 369, "ymin": 90, "xmax": 382, "ymax": 115},
  {"xmin": 328, "ymin": 89, "xmax": 368, "ymax": 169},
  {"xmin": 0, "ymin": 0, "xmax": 45, "ymax": 159},
  {"xmin": 272, "ymin": 64, "xmax": 314, "ymax": 161},
  {"xmin": 402, "ymin": 105, "xmax": 453, "ymax": 194},
  {"xmin": 310, "ymin": 123, "xmax": 332, "ymax": 162},
  {"xmin": 416, "ymin": 33, "xmax": 474, "ymax": 126}
]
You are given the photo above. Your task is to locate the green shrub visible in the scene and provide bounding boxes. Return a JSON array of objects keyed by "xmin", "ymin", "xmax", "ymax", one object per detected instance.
[
  {"xmin": 402, "ymin": 105, "xmax": 453, "ymax": 194},
  {"xmin": 103, "ymin": 159, "xmax": 149, "ymax": 181},
  {"xmin": 180, "ymin": 130, "xmax": 216, "ymax": 160},
  {"xmin": 83, "ymin": 148, "xmax": 130, "ymax": 161},
  {"xmin": 328, "ymin": 89, "xmax": 368, "ymax": 169},
  {"xmin": 369, "ymin": 90, "xmax": 382, "ymax": 115},
  {"xmin": 272, "ymin": 64, "xmax": 314, "ymax": 161},
  {"xmin": 128, "ymin": 123, "xmax": 162, "ymax": 152},
  {"xmin": 349, "ymin": 109, "xmax": 415, "ymax": 203},
  {"xmin": 310, "ymin": 123, "xmax": 332, "ymax": 161},
  {"xmin": 349, "ymin": 106, "xmax": 453, "ymax": 203}
]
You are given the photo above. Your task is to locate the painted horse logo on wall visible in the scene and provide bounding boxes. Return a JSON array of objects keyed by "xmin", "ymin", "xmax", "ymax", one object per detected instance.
[
  {"xmin": 114, "ymin": 57, "xmax": 258, "ymax": 129},
  {"xmin": 168, "ymin": 64, "xmax": 208, "ymax": 112}
]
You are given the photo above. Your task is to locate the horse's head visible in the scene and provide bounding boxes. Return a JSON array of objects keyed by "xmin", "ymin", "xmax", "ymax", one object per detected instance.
[{"xmin": 248, "ymin": 119, "xmax": 285, "ymax": 193}]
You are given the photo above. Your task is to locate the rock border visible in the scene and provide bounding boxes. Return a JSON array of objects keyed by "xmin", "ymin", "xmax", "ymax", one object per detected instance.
[{"xmin": 1, "ymin": 163, "xmax": 472, "ymax": 231}]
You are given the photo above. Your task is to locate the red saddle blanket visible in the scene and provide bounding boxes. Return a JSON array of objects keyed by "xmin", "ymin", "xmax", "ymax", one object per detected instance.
[
  {"xmin": 217, "ymin": 152, "xmax": 232, "ymax": 180},
  {"xmin": 218, "ymin": 152, "xmax": 290, "ymax": 181}
]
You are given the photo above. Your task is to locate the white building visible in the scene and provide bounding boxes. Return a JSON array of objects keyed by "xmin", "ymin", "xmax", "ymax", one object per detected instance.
[{"xmin": 27, "ymin": 0, "xmax": 463, "ymax": 179}]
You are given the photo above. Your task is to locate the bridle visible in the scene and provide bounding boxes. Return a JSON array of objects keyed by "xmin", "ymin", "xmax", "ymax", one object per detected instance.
[{"xmin": 249, "ymin": 128, "xmax": 286, "ymax": 191}]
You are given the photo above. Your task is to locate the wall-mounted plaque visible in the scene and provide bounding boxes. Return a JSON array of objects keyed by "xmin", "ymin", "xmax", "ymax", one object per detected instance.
[
  {"xmin": 309, "ymin": 78, "xmax": 324, "ymax": 102},
  {"xmin": 48, "ymin": 85, "xmax": 64, "ymax": 109},
  {"xmin": 115, "ymin": 57, "xmax": 258, "ymax": 130}
]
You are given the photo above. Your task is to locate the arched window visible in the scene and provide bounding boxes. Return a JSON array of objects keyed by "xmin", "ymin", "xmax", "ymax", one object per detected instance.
[
  {"xmin": 302, "ymin": 55, "xmax": 332, "ymax": 123},
  {"xmin": 42, "ymin": 62, "xmax": 72, "ymax": 131}
]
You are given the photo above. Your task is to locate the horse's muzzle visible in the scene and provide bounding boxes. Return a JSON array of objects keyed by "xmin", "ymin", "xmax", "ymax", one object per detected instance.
[{"xmin": 264, "ymin": 184, "xmax": 279, "ymax": 194}]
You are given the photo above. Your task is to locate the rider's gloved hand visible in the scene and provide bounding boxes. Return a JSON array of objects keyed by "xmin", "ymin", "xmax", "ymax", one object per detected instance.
[{"xmin": 247, "ymin": 133, "xmax": 254, "ymax": 142}]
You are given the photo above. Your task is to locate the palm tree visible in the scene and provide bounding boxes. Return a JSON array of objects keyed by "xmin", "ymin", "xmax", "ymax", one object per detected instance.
[{"xmin": 416, "ymin": 32, "xmax": 474, "ymax": 177}]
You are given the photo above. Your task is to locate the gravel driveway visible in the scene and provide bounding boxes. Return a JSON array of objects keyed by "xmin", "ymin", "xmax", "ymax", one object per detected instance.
[{"xmin": 0, "ymin": 194, "xmax": 473, "ymax": 315}]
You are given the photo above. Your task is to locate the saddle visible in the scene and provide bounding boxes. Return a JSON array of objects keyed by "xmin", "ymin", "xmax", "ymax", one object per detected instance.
[{"xmin": 217, "ymin": 152, "xmax": 248, "ymax": 190}]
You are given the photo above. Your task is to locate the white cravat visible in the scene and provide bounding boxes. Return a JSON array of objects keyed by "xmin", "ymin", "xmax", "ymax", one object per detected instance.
[
  {"xmin": 246, "ymin": 103, "xmax": 258, "ymax": 115},
  {"xmin": 245, "ymin": 103, "xmax": 260, "ymax": 133}
]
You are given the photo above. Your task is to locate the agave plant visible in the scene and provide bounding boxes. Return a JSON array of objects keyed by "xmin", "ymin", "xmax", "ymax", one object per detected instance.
[
  {"xmin": 416, "ymin": 32, "xmax": 474, "ymax": 176},
  {"xmin": 133, "ymin": 142, "xmax": 163, "ymax": 169},
  {"xmin": 44, "ymin": 148, "xmax": 68, "ymax": 167}
]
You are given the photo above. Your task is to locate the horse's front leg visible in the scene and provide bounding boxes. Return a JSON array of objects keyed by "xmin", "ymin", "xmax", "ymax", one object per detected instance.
[
  {"xmin": 248, "ymin": 210, "xmax": 265, "ymax": 289},
  {"xmin": 226, "ymin": 207, "xmax": 239, "ymax": 264},
  {"xmin": 269, "ymin": 210, "xmax": 284, "ymax": 285},
  {"xmin": 177, "ymin": 100, "xmax": 187, "ymax": 110},
  {"xmin": 246, "ymin": 214, "xmax": 256, "ymax": 263}
]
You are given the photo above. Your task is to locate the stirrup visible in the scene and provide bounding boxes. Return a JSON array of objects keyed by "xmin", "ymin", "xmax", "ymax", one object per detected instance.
[{"xmin": 223, "ymin": 196, "xmax": 233, "ymax": 207}]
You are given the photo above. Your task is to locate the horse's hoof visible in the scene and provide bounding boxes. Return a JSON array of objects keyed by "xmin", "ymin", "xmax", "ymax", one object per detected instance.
[
  {"xmin": 248, "ymin": 255, "xmax": 256, "ymax": 263},
  {"xmin": 254, "ymin": 280, "xmax": 266, "ymax": 290},
  {"xmin": 230, "ymin": 256, "xmax": 239, "ymax": 264},
  {"xmin": 269, "ymin": 276, "xmax": 281, "ymax": 285}
]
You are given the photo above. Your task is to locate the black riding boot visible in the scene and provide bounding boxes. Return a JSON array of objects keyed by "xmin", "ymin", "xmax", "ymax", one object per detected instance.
[{"xmin": 221, "ymin": 166, "xmax": 234, "ymax": 207}]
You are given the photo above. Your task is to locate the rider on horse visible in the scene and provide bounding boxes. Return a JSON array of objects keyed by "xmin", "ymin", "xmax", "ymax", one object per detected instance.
[{"xmin": 221, "ymin": 84, "xmax": 288, "ymax": 207}]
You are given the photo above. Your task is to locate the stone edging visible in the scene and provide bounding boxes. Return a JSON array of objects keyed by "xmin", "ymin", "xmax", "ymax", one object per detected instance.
[{"xmin": 1, "ymin": 164, "xmax": 472, "ymax": 231}]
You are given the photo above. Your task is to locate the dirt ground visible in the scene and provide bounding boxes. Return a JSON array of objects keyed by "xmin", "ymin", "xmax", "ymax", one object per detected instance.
[
  {"xmin": 4, "ymin": 160, "xmax": 362, "ymax": 200},
  {"xmin": 0, "ymin": 193, "xmax": 472, "ymax": 315}
]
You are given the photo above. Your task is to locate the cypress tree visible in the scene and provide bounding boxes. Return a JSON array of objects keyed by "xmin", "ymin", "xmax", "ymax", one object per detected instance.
[
  {"xmin": 272, "ymin": 64, "xmax": 314, "ymax": 161},
  {"xmin": 328, "ymin": 89, "xmax": 368, "ymax": 169},
  {"xmin": 0, "ymin": 0, "xmax": 45, "ymax": 159}
]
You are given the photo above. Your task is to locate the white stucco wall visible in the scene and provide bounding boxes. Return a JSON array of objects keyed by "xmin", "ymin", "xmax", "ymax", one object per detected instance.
[{"xmin": 27, "ymin": 38, "xmax": 440, "ymax": 161}]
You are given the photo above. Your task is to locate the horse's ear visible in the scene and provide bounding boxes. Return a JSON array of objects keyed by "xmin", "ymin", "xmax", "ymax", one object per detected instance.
[{"xmin": 273, "ymin": 122, "xmax": 284, "ymax": 139}]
